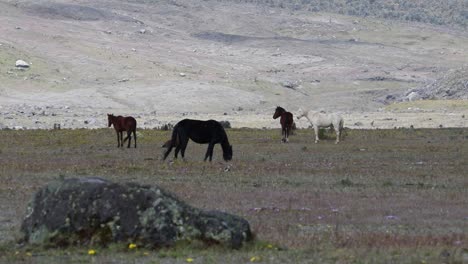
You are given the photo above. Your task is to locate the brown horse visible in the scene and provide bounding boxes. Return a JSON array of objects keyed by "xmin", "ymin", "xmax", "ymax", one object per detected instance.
[
  {"xmin": 107, "ymin": 114, "xmax": 137, "ymax": 148},
  {"xmin": 273, "ymin": 106, "xmax": 294, "ymax": 143}
]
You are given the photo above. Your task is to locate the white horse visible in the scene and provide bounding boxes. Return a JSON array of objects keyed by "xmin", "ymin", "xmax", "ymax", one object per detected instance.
[{"xmin": 296, "ymin": 108, "xmax": 344, "ymax": 144}]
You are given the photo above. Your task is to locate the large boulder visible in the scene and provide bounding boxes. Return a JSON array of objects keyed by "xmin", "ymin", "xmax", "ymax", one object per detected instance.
[{"xmin": 20, "ymin": 177, "xmax": 252, "ymax": 249}]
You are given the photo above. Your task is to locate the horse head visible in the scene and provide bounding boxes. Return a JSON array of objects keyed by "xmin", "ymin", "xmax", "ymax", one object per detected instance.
[
  {"xmin": 296, "ymin": 108, "xmax": 306, "ymax": 120},
  {"xmin": 223, "ymin": 145, "xmax": 233, "ymax": 161},
  {"xmin": 273, "ymin": 106, "xmax": 285, "ymax": 119},
  {"xmin": 107, "ymin": 114, "xmax": 114, "ymax": 127}
]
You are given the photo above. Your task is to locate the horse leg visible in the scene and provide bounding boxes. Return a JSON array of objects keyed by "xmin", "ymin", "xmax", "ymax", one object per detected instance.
[
  {"xmin": 174, "ymin": 144, "xmax": 181, "ymax": 159},
  {"xmin": 175, "ymin": 133, "xmax": 189, "ymax": 160},
  {"xmin": 314, "ymin": 126, "xmax": 319, "ymax": 143},
  {"xmin": 116, "ymin": 131, "xmax": 120, "ymax": 147},
  {"xmin": 209, "ymin": 142, "xmax": 216, "ymax": 161},
  {"xmin": 174, "ymin": 140, "xmax": 185, "ymax": 159},
  {"xmin": 126, "ymin": 131, "xmax": 132, "ymax": 148},
  {"xmin": 285, "ymin": 127, "xmax": 289, "ymax": 143},
  {"xmin": 281, "ymin": 126, "xmax": 286, "ymax": 143},
  {"xmin": 335, "ymin": 124, "xmax": 341, "ymax": 144},
  {"xmin": 179, "ymin": 138, "xmax": 189, "ymax": 160},
  {"xmin": 204, "ymin": 143, "xmax": 215, "ymax": 162},
  {"xmin": 163, "ymin": 132, "xmax": 178, "ymax": 160}
]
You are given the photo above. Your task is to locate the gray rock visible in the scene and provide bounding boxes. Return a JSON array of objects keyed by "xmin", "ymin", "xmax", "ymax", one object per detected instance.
[
  {"xmin": 15, "ymin": 60, "xmax": 30, "ymax": 68},
  {"xmin": 281, "ymin": 81, "xmax": 298, "ymax": 89},
  {"xmin": 406, "ymin": 91, "xmax": 420, "ymax": 101},
  {"xmin": 354, "ymin": 122, "xmax": 363, "ymax": 126},
  {"xmin": 20, "ymin": 177, "xmax": 252, "ymax": 249}
]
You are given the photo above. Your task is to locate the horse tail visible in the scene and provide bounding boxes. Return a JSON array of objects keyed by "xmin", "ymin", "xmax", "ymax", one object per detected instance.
[
  {"xmin": 171, "ymin": 125, "xmax": 180, "ymax": 147},
  {"xmin": 163, "ymin": 125, "xmax": 179, "ymax": 160}
]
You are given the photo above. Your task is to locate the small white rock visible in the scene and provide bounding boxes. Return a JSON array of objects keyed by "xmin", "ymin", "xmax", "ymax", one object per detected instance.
[{"xmin": 15, "ymin": 60, "xmax": 30, "ymax": 68}]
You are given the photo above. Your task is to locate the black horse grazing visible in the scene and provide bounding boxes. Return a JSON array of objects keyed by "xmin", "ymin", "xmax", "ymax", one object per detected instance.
[
  {"xmin": 163, "ymin": 119, "xmax": 233, "ymax": 162},
  {"xmin": 107, "ymin": 114, "xmax": 137, "ymax": 148},
  {"xmin": 273, "ymin": 106, "xmax": 294, "ymax": 143}
]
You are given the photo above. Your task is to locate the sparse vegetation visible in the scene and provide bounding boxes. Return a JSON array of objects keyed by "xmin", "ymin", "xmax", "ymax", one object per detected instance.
[
  {"xmin": 159, "ymin": 123, "xmax": 174, "ymax": 131},
  {"xmin": 222, "ymin": 0, "xmax": 468, "ymax": 28},
  {"xmin": 0, "ymin": 128, "xmax": 466, "ymax": 263},
  {"xmin": 385, "ymin": 99, "xmax": 468, "ymax": 111}
]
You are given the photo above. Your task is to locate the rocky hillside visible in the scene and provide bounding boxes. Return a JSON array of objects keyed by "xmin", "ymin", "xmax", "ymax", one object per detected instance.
[
  {"xmin": 0, "ymin": 0, "xmax": 467, "ymax": 129},
  {"xmin": 404, "ymin": 67, "xmax": 468, "ymax": 101}
]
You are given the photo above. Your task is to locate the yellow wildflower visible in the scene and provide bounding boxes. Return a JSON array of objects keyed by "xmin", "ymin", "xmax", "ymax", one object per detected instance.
[
  {"xmin": 128, "ymin": 243, "xmax": 137, "ymax": 249},
  {"xmin": 88, "ymin": 249, "xmax": 96, "ymax": 255},
  {"xmin": 26, "ymin": 252, "xmax": 32, "ymax": 257},
  {"xmin": 186, "ymin": 258, "xmax": 194, "ymax": 263},
  {"xmin": 250, "ymin": 256, "xmax": 261, "ymax": 262},
  {"xmin": 266, "ymin": 244, "xmax": 273, "ymax": 249}
]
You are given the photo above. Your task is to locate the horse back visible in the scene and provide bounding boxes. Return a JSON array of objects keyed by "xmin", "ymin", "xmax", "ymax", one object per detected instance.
[
  {"xmin": 176, "ymin": 119, "xmax": 226, "ymax": 144},
  {"xmin": 123, "ymin": 116, "xmax": 137, "ymax": 130},
  {"xmin": 310, "ymin": 112, "xmax": 342, "ymax": 127},
  {"xmin": 114, "ymin": 116, "xmax": 136, "ymax": 131}
]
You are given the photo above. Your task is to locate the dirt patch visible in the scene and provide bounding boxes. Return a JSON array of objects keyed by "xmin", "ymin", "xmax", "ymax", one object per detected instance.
[
  {"xmin": 192, "ymin": 31, "xmax": 252, "ymax": 44},
  {"xmin": 23, "ymin": 3, "xmax": 135, "ymax": 22}
]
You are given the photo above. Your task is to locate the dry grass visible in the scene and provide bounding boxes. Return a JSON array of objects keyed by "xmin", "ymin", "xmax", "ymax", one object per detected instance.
[
  {"xmin": 385, "ymin": 100, "xmax": 468, "ymax": 111},
  {"xmin": 0, "ymin": 128, "xmax": 467, "ymax": 263}
]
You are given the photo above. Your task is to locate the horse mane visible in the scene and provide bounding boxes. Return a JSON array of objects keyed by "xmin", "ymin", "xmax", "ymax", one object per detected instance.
[{"xmin": 276, "ymin": 106, "xmax": 285, "ymax": 112}]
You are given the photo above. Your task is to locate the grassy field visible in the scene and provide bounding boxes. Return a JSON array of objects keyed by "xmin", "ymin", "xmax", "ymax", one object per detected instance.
[
  {"xmin": 385, "ymin": 100, "xmax": 468, "ymax": 112},
  {"xmin": 0, "ymin": 128, "xmax": 467, "ymax": 263}
]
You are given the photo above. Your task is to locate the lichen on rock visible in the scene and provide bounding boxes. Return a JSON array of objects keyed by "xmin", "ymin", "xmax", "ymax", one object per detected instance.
[{"xmin": 20, "ymin": 177, "xmax": 252, "ymax": 249}]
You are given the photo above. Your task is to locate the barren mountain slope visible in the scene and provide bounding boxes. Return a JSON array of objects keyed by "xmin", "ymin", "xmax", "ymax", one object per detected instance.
[{"xmin": 0, "ymin": 0, "xmax": 467, "ymax": 129}]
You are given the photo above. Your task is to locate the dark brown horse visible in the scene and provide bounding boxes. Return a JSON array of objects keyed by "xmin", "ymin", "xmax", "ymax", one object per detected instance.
[
  {"xmin": 163, "ymin": 119, "xmax": 232, "ymax": 162},
  {"xmin": 107, "ymin": 114, "xmax": 137, "ymax": 148},
  {"xmin": 273, "ymin": 106, "xmax": 294, "ymax": 143}
]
